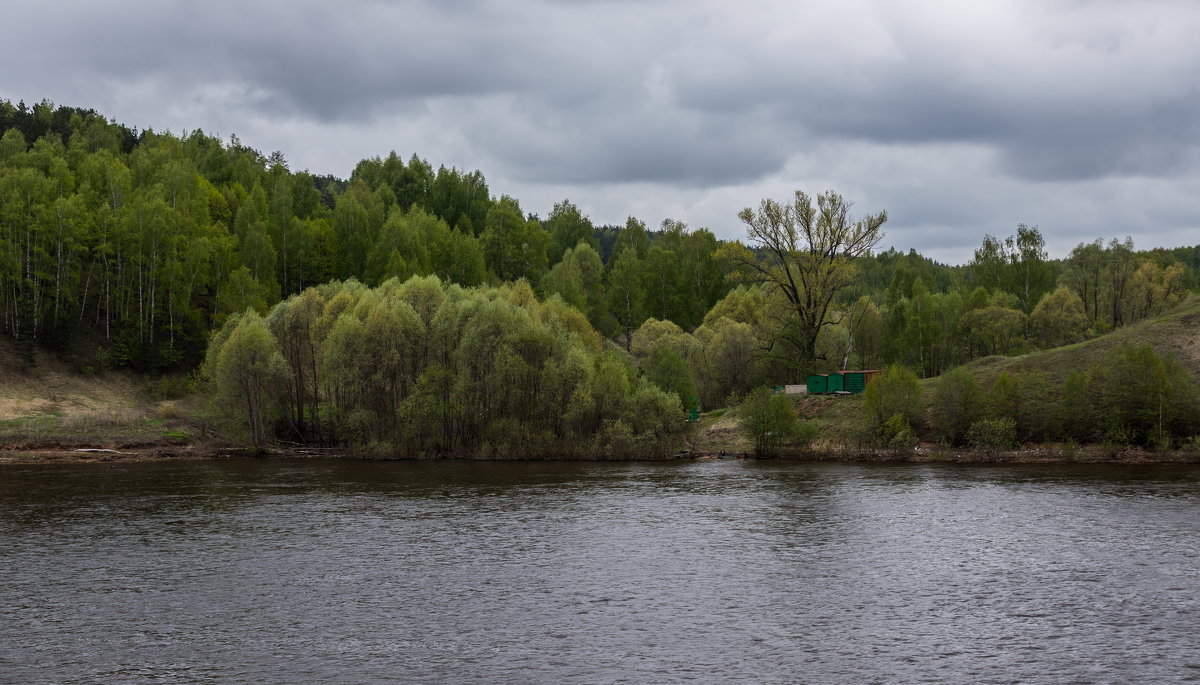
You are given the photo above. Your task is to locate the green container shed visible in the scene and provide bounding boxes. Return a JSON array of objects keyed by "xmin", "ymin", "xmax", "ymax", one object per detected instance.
[
  {"xmin": 827, "ymin": 372, "xmax": 845, "ymax": 393},
  {"xmin": 806, "ymin": 374, "xmax": 827, "ymax": 394},
  {"xmin": 806, "ymin": 373, "xmax": 846, "ymax": 394},
  {"xmin": 833, "ymin": 370, "xmax": 881, "ymax": 394}
]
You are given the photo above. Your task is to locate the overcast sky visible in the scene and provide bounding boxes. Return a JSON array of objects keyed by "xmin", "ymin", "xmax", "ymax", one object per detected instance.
[{"xmin": 3, "ymin": 0, "xmax": 1197, "ymax": 263}]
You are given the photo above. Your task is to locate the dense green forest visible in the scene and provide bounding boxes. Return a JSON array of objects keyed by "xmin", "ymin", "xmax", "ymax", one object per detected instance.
[{"xmin": 3, "ymin": 99, "xmax": 1198, "ymax": 453}]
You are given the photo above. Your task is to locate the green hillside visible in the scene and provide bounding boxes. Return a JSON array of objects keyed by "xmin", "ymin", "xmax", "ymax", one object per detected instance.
[
  {"xmin": 956, "ymin": 294, "xmax": 1200, "ymax": 388},
  {"xmin": 693, "ymin": 295, "xmax": 1200, "ymax": 455}
]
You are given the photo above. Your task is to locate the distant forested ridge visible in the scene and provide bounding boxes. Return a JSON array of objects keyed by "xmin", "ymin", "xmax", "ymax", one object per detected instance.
[{"xmin": 2, "ymin": 99, "xmax": 1198, "ymax": 445}]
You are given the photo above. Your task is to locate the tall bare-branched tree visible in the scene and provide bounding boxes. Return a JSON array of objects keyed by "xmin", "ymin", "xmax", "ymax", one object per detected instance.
[{"xmin": 716, "ymin": 190, "xmax": 886, "ymax": 376}]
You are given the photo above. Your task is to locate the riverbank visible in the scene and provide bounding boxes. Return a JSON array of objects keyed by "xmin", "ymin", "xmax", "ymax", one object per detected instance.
[{"xmin": 5, "ymin": 438, "xmax": 1199, "ymax": 465}]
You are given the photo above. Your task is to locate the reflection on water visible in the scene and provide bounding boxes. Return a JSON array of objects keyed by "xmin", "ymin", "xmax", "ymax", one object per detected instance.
[{"xmin": 2, "ymin": 460, "xmax": 1199, "ymax": 683}]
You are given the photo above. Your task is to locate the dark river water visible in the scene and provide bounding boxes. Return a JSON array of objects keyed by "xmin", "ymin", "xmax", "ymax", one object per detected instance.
[{"xmin": 2, "ymin": 459, "xmax": 1199, "ymax": 684}]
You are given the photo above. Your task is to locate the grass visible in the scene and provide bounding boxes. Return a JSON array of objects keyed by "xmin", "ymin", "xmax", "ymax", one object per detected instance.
[
  {"xmin": 0, "ymin": 337, "xmax": 207, "ymax": 450},
  {"xmin": 688, "ymin": 406, "xmax": 751, "ymax": 453},
  {"xmin": 956, "ymin": 295, "xmax": 1200, "ymax": 388},
  {"xmin": 0, "ymin": 409, "xmax": 195, "ymax": 448}
]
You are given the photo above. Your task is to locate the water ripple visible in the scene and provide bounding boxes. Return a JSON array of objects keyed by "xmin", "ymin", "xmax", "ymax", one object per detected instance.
[{"xmin": 1, "ymin": 460, "xmax": 1198, "ymax": 683}]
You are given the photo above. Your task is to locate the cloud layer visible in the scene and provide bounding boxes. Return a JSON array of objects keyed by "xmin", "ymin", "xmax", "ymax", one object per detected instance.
[{"xmin": 3, "ymin": 0, "xmax": 1198, "ymax": 262}]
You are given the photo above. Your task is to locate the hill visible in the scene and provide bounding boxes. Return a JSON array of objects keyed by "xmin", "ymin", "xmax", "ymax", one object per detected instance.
[
  {"xmin": 957, "ymin": 294, "xmax": 1200, "ymax": 388},
  {"xmin": 691, "ymin": 295, "xmax": 1200, "ymax": 457}
]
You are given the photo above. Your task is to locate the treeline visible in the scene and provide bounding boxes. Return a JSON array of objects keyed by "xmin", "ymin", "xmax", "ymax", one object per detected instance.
[
  {"xmin": 3, "ymin": 99, "xmax": 1199, "ymax": 417},
  {"xmin": 0, "ymin": 99, "xmax": 731, "ymax": 371},
  {"xmin": 203, "ymin": 275, "xmax": 685, "ymax": 456}
]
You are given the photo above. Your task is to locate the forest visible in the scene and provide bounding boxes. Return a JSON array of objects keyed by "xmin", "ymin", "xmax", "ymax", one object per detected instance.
[{"xmin": 3, "ymin": 99, "xmax": 1199, "ymax": 454}]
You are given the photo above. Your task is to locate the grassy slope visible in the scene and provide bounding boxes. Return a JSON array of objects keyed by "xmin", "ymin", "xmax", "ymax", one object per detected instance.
[
  {"xmin": 956, "ymin": 295, "xmax": 1200, "ymax": 390},
  {"xmin": 0, "ymin": 339, "xmax": 201, "ymax": 450}
]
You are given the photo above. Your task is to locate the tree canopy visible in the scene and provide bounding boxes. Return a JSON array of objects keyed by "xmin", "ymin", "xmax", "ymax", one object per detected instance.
[{"xmin": 717, "ymin": 190, "xmax": 886, "ymax": 376}]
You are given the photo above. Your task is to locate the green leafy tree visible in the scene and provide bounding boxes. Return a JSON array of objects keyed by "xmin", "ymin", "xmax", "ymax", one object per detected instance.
[
  {"xmin": 932, "ymin": 367, "xmax": 983, "ymax": 445},
  {"xmin": 1094, "ymin": 344, "xmax": 1200, "ymax": 446},
  {"xmin": 692, "ymin": 317, "xmax": 757, "ymax": 408},
  {"xmin": 970, "ymin": 224, "xmax": 1055, "ymax": 316},
  {"xmin": 1058, "ymin": 370, "xmax": 1093, "ymax": 442},
  {"xmin": 546, "ymin": 199, "xmax": 597, "ymax": 266},
  {"xmin": 740, "ymin": 387, "xmax": 803, "ymax": 455},
  {"xmin": 967, "ymin": 418, "xmax": 1017, "ymax": 454},
  {"xmin": 606, "ymin": 246, "xmax": 646, "ymax": 349},
  {"xmin": 204, "ymin": 310, "xmax": 287, "ymax": 446},
  {"xmin": 1063, "ymin": 238, "xmax": 1105, "ymax": 324},
  {"xmin": 611, "ymin": 216, "xmax": 649, "ymax": 258},
  {"xmin": 643, "ymin": 348, "xmax": 695, "ymax": 413},
  {"xmin": 862, "ymin": 364, "xmax": 922, "ymax": 440},
  {"xmin": 717, "ymin": 190, "xmax": 886, "ymax": 377},
  {"xmin": 481, "ymin": 196, "xmax": 548, "ymax": 282},
  {"xmin": 1030, "ymin": 286, "xmax": 1089, "ymax": 348}
]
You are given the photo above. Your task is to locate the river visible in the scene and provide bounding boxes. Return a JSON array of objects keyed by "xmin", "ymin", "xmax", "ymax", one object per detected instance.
[{"xmin": 2, "ymin": 459, "xmax": 1198, "ymax": 683}]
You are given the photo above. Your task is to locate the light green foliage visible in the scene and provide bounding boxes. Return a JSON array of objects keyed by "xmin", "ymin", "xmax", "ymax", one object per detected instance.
[
  {"xmin": 1126, "ymin": 260, "xmax": 1188, "ymax": 322},
  {"xmin": 538, "ymin": 249, "xmax": 585, "ymax": 312},
  {"xmin": 881, "ymin": 413, "xmax": 918, "ymax": 449},
  {"xmin": 691, "ymin": 317, "xmax": 758, "ymax": 409},
  {"xmin": 967, "ymin": 418, "xmax": 1017, "ymax": 452},
  {"xmin": 207, "ymin": 276, "xmax": 687, "ymax": 456},
  {"xmin": 862, "ymin": 364, "xmax": 922, "ymax": 441},
  {"xmin": 9, "ymin": 100, "xmax": 1200, "ymax": 447},
  {"xmin": 1030, "ymin": 286, "xmax": 1089, "ymax": 348},
  {"xmin": 932, "ymin": 367, "xmax": 982, "ymax": 446},
  {"xmin": 886, "ymin": 280, "xmax": 964, "ymax": 377},
  {"xmin": 203, "ymin": 310, "xmax": 287, "ymax": 446},
  {"xmin": 216, "ymin": 266, "xmax": 270, "ymax": 320},
  {"xmin": 542, "ymin": 241, "xmax": 609, "ymax": 332},
  {"xmin": 630, "ymin": 318, "xmax": 696, "ymax": 361},
  {"xmin": 739, "ymin": 387, "xmax": 805, "ymax": 455},
  {"xmin": 643, "ymin": 348, "xmax": 696, "ymax": 413},
  {"xmin": 718, "ymin": 190, "xmax": 886, "ymax": 377},
  {"xmin": 611, "ymin": 216, "xmax": 649, "ymax": 258},
  {"xmin": 703, "ymin": 285, "xmax": 767, "ymax": 328},
  {"xmin": 1059, "ymin": 237, "xmax": 1180, "ymax": 332}
]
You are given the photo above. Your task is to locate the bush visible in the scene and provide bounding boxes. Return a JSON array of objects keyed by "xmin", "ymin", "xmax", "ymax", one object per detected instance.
[
  {"xmin": 740, "ymin": 386, "xmax": 803, "ymax": 455},
  {"xmin": 1093, "ymin": 344, "xmax": 1200, "ymax": 446},
  {"xmin": 968, "ymin": 418, "xmax": 1017, "ymax": 451},
  {"xmin": 863, "ymin": 364, "xmax": 922, "ymax": 443},
  {"xmin": 932, "ymin": 367, "xmax": 982, "ymax": 445},
  {"xmin": 1059, "ymin": 370, "xmax": 1094, "ymax": 442},
  {"xmin": 987, "ymin": 370, "xmax": 1057, "ymax": 442},
  {"xmin": 882, "ymin": 413, "xmax": 918, "ymax": 449}
]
